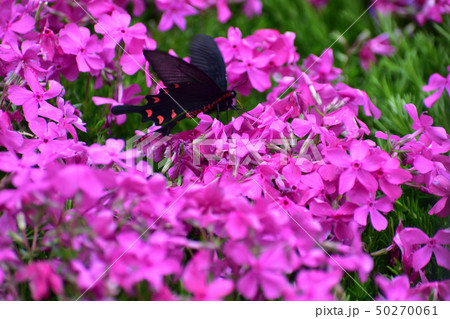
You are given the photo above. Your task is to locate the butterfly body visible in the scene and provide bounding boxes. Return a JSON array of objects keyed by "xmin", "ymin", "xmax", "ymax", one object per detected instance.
[
  {"xmin": 185, "ymin": 90, "xmax": 235, "ymax": 119},
  {"xmin": 111, "ymin": 35, "xmax": 236, "ymax": 135}
]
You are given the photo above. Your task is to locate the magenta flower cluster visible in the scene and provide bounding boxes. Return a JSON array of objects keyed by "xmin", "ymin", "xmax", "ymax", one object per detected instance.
[
  {"xmin": 216, "ymin": 27, "xmax": 299, "ymax": 94},
  {"xmin": 155, "ymin": 0, "xmax": 262, "ymax": 31},
  {"xmin": 0, "ymin": 0, "xmax": 449, "ymax": 301},
  {"xmin": 309, "ymin": 0, "xmax": 450, "ymax": 26},
  {"xmin": 373, "ymin": 0, "xmax": 450, "ymax": 25},
  {"xmin": 422, "ymin": 66, "xmax": 450, "ymax": 108},
  {"xmin": 358, "ymin": 33, "xmax": 396, "ymax": 70}
]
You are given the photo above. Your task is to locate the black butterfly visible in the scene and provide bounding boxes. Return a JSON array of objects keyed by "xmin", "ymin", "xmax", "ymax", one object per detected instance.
[{"xmin": 111, "ymin": 34, "xmax": 237, "ymax": 135}]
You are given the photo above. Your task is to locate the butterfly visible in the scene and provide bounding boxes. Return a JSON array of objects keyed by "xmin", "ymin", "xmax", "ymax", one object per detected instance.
[{"xmin": 111, "ymin": 34, "xmax": 237, "ymax": 135}]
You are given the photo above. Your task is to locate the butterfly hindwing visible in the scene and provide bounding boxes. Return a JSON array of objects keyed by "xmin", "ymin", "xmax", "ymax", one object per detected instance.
[{"xmin": 112, "ymin": 82, "xmax": 217, "ymax": 125}]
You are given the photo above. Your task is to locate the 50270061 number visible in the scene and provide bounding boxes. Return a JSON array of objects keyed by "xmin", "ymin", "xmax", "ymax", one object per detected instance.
[{"xmin": 375, "ymin": 305, "xmax": 438, "ymax": 316}]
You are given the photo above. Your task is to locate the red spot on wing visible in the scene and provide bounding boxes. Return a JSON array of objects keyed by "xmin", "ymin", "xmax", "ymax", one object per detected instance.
[
  {"xmin": 152, "ymin": 97, "xmax": 160, "ymax": 103},
  {"xmin": 171, "ymin": 109, "xmax": 176, "ymax": 119},
  {"xmin": 157, "ymin": 115, "xmax": 164, "ymax": 124},
  {"xmin": 146, "ymin": 109, "xmax": 153, "ymax": 117},
  {"xmin": 174, "ymin": 83, "xmax": 180, "ymax": 88}
]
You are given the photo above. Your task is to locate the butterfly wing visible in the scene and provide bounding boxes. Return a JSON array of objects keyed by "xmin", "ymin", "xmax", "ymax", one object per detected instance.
[
  {"xmin": 143, "ymin": 50, "xmax": 223, "ymax": 96},
  {"xmin": 189, "ymin": 34, "xmax": 227, "ymax": 91},
  {"xmin": 111, "ymin": 82, "xmax": 216, "ymax": 123}
]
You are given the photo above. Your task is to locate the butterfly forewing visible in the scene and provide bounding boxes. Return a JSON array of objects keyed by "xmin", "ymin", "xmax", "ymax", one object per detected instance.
[
  {"xmin": 189, "ymin": 34, "xmax": 227, "ymax": 91},
  {"xmin": 143, "ymin": 50, "xmax": 222, "ymax": 96}
]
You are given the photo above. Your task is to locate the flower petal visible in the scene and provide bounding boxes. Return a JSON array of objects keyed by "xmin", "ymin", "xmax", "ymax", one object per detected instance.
[
  {"xmin": 399, "ymin": 228, "xmax": 429, "ymax": 245},
  {"xmin": 433, "ymin": 245, "xmax": 450, "ymax": 270},
  {"xmin": 434, "ymin": 229, "xmax": 450, "ymax": 245},
  {"xmin": 412, "ymin": 246, "xmax": 433, "ymax": 270},
  {"xmin": 325, "ymin": 148, "xmax": 351, "ymax": 168},
  {"xmin": 8, "ymin": 86, "xmax": 33, "ymax": 105},
  {"xmin": 339, "ymin": 169, "xmax": 356, "ymax": 194},
  {"xmin": 424, "ymin": 87, "xmax": 444, "ymax": 108},
  {"xmin": 369, "ymin": 208, "xmax": 388, "ymax": 231}
]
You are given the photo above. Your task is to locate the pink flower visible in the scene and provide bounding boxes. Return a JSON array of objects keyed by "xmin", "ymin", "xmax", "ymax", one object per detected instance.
[
  {"xmin": 323, "ymin": 105, "xmax": 370, "ymax": 138},
  {"xmin": 351, "ymin": 192, "xmax": 393, "ymax": 231},
  {"xmin": 249, "ymin": 29, "xmax": 298, "ymax": 66},
  {"xmin": 307, "ymin": 0, "xmax": 329, "ymax": 8},
  {"xmin": 228, "ymin": 43, "xmax": 272, "ymax": 92},
  {"xmin": 0, "ymin": 110, "xmax": 23, "ymax": 151},
  {"xmin": 325, "ymin": 140, "xmax": 378, "ymax": 194},
  {"xmin": 415, "ymin": 280, "xmax": 450, "ymax": 301},
  {"xmin": 376, "ymin": 275, "xmax": 423, "ymax": 301},
  {"xmin": 416, "ymin": 0, "xmax": 449, "ymax": 25},
  {"xmin": 373, "ymin": 0, "xmax": 408, "ymax": 15},
  {"xmin": 336, "ymin": 83, "xmax": 382, "ymax": 119},
  {"xmin": 0, "ymin": 7, "xmax": 35, "ymax": 44},
  {"xmin": 16, "ymin": 261, "xmax": 63, "ymax": 300},
  {"xmin": 94, "ymin": 11, "xmax": 147, "ymax": 48},
  {"xmin": 298, "ymin": 172, "xmax": 329, "ymax": 205},
  {"xmin": 333, "ymin": 223, "xmax": 374, "ymax": 282},
  {"xmin": 53, "ymin": 165, "xmax": 105, "ymax": 200},
  {"xmin": 88, "ymin": 138, "xmax": 137, "ymax": 168},
  {"xmin": 243, "ymin": 0, "xmax": 263, "ymax": 17},
  {"xmin": 359, "ymin": 33, "xmax": 395, "ymax": 70},
  {"xmin": 404, "ymin": 103, "xmax": 448, "ymax": 145},
  {"xmin": 39, "ymin": 21, "xmax": 59, "ymax": 61},
  {"xmin": 120, "ymin": 37, "xmax": 156, "ymax": 75},
  {"xmin": 59, "ymin": 23, "xmax": 105, "ymax": 73},
  {"xmin": 422, "ymin": 66, "xmax": 450, "ymax": 108},
  {"xmin": 294, "ymin": 269, "xmax": 342, "ymax": 300},
  {"xmin": 0, "ymin": 151, "xmax": 38, "ymax": 187},
  {"xmin": 71, "ymin": 258, "xmax": 106, "ymax": 294},
  {"xmin": 309, "ymin": 200, "xmax": 355, "ymax": 241},
  {"xmin": 8, "ymin": 69, "xmax": 63, "ymax": 121},
  {"xmin": 291, "ymin": 114, "xmax": 324, "ymax": 138},
  {"xmin": 226, "ymin": 243, "xmax": 289, "ymax": 300},
  {"xmin": 398, "ymin": 228, "xmax": 450, "ymax": 271},
  {"xmin": 216, "ymin": 27, "xmax": 243, "ymax": 63},
  {"xmin": 303, "ymin": 49, "xmax": 342, "ymax": 83},
  {"xmin": 365, "ymin": 150, "xmax": 412, "ymax": 200},
  {"xmin": 182, "ymin": 251, "xmax": 233, "ymax": 300},
  {"xmin": 0, "ymin": 41, "xmax": 46, "ymax": 78},
  {"xmin": 156, "ymin": 0, "xmax": 197, "ymax": 31},
  {"xmin": 46, "ymin": 53, "xmax": 79, "ymax": 82},
  {"xmin": 108, "ymin": 232, "xmax": 181, "ymax": 293},
  {"xmin": 428, "ymin": 175, "xmax": 450, "ymax": 218},
  {"xmin": 216, "ymin": 0, "xmax": 232, "ymax": 23},
  {"xmin": 26, "ymin": 117, "xmax": 63, "ymax": 152},
  {"xmin": 56, "ymin": 97, "xmax": 87, "ymax": 141},
  {"xmin": 86, "ymin": 0, "xmax": 117, "ymax": 17}
]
